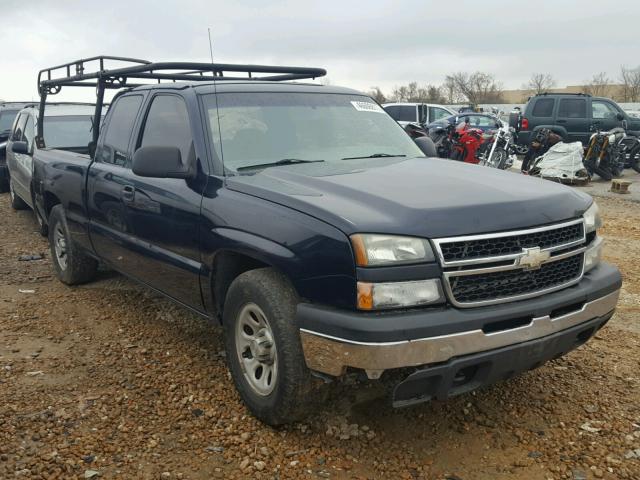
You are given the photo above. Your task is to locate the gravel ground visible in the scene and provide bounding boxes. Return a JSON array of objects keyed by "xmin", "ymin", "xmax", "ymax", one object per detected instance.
[{"xmin": 0, "ymin": 190, "xmax": 639, "ymax": 480}]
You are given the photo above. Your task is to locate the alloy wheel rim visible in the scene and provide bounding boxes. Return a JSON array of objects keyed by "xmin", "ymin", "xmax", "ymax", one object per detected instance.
[
  {"xmin": 235, "ymin": 303, "xmax": 277, "ymax": 396},
  {"xmin": 53, "ymin": 225, "xmax": 68, "ymax": 270}
]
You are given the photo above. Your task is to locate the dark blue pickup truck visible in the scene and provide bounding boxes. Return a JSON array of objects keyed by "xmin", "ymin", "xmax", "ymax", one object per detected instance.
[{"xmin": 32, "ymin": 58, "xmax": 621, "ymax": 425}]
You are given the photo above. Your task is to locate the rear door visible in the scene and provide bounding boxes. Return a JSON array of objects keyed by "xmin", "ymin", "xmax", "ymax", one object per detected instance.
[
  {"xmin": 556, "ymin": 97, "xmax": 590, "ymax": 143},
  {"xmin": 121, "ymin": 93, "xmax": 204, "ymax": 308}
]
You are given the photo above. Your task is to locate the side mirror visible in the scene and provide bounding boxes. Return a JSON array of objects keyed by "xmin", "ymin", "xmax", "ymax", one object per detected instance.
[
  {"xmin": 132, "ymin": 146, "xmax": 195, "ymax": 179},
  {"xmin": 11, "ymin": 141, "xmax": 29, "ymax": 155},
  {"xmin": 616, "ymin": 112, "xmax": 625, "ymax": 121}
]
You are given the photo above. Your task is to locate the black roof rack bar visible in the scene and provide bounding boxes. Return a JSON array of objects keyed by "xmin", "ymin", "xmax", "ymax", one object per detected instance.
[
  {"xmin": 35, "ymin": 56, "xmax": 327, "ymax": 150},
  {"xmin": 38, "ymin": 59, "xmax": 327, "ymax": 93}
]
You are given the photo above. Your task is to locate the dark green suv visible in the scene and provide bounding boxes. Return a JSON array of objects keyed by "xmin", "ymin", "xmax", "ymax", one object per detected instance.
[{"xmin": 519, "ymin": 93, "xmax": 640, "ymax": 145}]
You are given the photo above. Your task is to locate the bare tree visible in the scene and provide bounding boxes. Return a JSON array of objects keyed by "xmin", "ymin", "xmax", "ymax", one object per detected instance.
[
  {"xmin": 524, "ymin": 73, "xmax": 556, "ymax": 94},
  {"xmin": 584, "ymin": 72, "xmax": 610, "ymax": 97},
  {"xmin": 389, "ymin": 82, "xmax": 446, "ymax": 104},
  {"xmin": 620, "ymin": 65, "xmax": 640, "ymax": 102},
  {"xmin": 368, "ymin": 86, "xmax": 387, "ymax": 104},
  {"xmin": 445, "ymin": 72, "xmax": 505, "ymax": 105}
]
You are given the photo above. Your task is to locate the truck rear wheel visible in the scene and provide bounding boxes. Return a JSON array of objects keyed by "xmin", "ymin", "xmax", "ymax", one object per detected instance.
[
  {"xmin": 48, "ymin": 205, "xmax": 98, "ymax": 285},
  {"xmin": 222, "ymin": 268, "xmax": 322, "ymax": 425}
]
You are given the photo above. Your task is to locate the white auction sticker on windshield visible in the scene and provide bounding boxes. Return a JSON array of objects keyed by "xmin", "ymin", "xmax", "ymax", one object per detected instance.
[{"xmin": 351, "ymin": 101, "xmax": 385, "ymax": 113}]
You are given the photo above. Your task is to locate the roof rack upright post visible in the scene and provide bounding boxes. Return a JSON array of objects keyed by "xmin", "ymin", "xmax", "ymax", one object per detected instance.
[
  {"xmin": 93, "ymin": 78, "xmax": 106, "ymax": 145},
  {"xmin": 36, "ymin": 90, "xmax": 47, "ymax": 149}
]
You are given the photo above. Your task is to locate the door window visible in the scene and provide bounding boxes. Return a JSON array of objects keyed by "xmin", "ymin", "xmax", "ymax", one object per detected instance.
[
  {"xmin": 592, "ymin": 101, "xmax": 619, "ymax": 120},
  {"xmin": 531, "ymin": 98, "xmax": 554, "ymax": 117},
  {"xmin": 0, "ymin": 110, "xmax": 20, "ymax": 133},
  {"xmin": 96, "ymin": 95, "xmax": 143, "ymax": 166},
  {"xmin": 429, "ymin": 107, "xmax": 450, "ymax": 122},
  {"xmin": 138, "ymin": 95, "xmax": 193, "ymax": 163},
  {"xmin": 558, "ymin": 99, "xmax": 586, "ymax": 118},
  {"xmin": 23, "ymin": 116, "xmax": 35, "ymax": 152},
  {"xmin": 11, "ymin": 113, "xmax": 27, "ymax": 141}
]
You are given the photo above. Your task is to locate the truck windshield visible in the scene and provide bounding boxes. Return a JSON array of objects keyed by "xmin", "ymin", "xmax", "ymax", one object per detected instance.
[
  {"xmin": 203, "ymin": 93, "xmax": 423, "ymax": 173},
  {"xmin": 0, "ymin": 110, "xmax": 19, "ymax": 133},
  {"xmin": 43, "ymin": 115, "xmax": 94, "ymax": 149}
]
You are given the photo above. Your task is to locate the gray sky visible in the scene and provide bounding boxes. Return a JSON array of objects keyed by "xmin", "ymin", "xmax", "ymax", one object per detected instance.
[{"xmin": 1, "ymin": 0, "xmax": 639, "ymax": 102}]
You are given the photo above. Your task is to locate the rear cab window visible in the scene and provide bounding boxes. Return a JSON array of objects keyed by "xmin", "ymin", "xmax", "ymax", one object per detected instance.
[
  {"xmin": 531, "ymin": 98, "xmax": 554, "ymax": 117},
  {"xmin": 95, "ymin": 95, "xmax": 143, "ymax": 166}
]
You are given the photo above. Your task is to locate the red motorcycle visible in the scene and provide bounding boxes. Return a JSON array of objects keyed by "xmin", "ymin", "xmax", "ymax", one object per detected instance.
[{"xmin": 450, "ymin": 118, "xmax": 486, "ymax": 164}]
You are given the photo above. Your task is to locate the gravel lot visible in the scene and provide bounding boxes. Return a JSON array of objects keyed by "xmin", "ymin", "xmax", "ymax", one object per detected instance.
[{"xmin": 1, "ymin": 186, "xmax": 639, "ymax": 480}]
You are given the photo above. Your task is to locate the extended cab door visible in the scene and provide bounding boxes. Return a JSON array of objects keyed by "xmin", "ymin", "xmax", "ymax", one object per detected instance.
[
  {"xmin": 556, "ymin": 97, "xmax": 590, "ymax": 144},
  {"xmin": 88, "ymin": 94, "xmax": 146, "ymax": 275}
]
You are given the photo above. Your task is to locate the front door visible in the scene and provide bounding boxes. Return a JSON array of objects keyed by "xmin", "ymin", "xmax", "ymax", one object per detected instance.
[{"xmin": 121, "ymin": 93, "xmax": 204, "ymax": 309}]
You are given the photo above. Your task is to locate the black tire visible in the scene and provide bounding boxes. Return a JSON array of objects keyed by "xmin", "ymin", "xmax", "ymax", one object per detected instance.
[
  {"xmin": 223, "ymin": 268, "xmax": 322, "ymax": 425},
  {"xmin": 629, "ymin": 144, "xmax": 640, "ymax": 173},
  {"xmin": 9, "ymin": 179, "xmax": 28, "ymax": 210},
  {"xmin": 593, "ymin": 165, "xmax": 613, "ymax": 181},
  {"xmin": 0, "ymin": 178, "xmax": 8, "ymax": 193},
  {"xmin": 48, "ymin": 205, "xmax": 98, "ymax": 285}
]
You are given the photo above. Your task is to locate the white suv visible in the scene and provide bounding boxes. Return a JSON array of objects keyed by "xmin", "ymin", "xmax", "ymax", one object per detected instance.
[{"xmin": 382, "ymin": 102, "xmax": 454, "ymax": 127}]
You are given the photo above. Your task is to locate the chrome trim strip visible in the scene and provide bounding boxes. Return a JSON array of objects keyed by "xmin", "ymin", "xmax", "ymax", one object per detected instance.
[
  {"xmin": 300, "ymin": 289, "xmax": 619, "ymax": 376},
  {"xmin": 446, "ymin": 246, "xmax": 586, "ymax": 278},
  {"xmin": 444, "ymin": 251, "xmax": 585, "ymax": 308},
  {"xmin": 433, "ymin": 218, "xmax": 585, "ymax": 267}
]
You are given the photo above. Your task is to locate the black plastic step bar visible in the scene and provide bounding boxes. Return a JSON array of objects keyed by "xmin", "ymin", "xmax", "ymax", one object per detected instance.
[{"xmin": 35, "ymin": 55, "xmax": 327, "ymax": 147}]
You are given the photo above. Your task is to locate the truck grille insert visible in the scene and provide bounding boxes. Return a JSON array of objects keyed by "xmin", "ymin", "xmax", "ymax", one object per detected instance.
[
  {"xmin": 434, "ymin": 219, "xmax": 587, "ymax": 307},
  {"xmin": 439, "ymin": 222, "xmax": 584, "ymax": 263},
  {"xmin": 450, "ymin": 255, "xmax": 584, "ymax": 304}
]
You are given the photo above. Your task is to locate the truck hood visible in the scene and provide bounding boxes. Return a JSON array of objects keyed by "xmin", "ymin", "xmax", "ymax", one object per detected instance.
[{"xmin": 226, "ymin": 157, "xmax": 592, "ymax": 238}]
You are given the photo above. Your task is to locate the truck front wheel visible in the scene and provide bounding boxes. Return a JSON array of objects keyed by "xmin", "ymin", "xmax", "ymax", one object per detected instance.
[
  {"xmin": 223, "ymin": 268, "xmax": 322, "ymax": 425},
  {"xmin": 48, "ymin": 205, "xmax": 98, "ymax": 285}
]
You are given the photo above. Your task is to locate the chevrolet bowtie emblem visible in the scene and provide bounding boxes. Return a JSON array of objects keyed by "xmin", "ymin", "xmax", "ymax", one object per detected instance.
[{"xmin": 517, "ymin": 246, "xmax": 550, "ymax": 270}]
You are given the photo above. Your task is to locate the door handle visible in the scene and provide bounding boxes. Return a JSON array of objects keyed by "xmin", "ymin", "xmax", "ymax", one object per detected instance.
[
  {"xmin": 121, "ymin": 185, "xmax": 135, "ymax": 202},
  {"xmin": 557, "ymin": 119, "xmax": 567, "ymax": 123}
]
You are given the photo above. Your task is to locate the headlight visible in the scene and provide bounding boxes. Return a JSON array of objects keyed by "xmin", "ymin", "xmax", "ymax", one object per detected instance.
[
  {"xmin": 583, "ymin": 202, "xmax": 602, "ymax": 233},
  {"xmin": 351, "ymin": 234, "xmax": 435, "ymax": 266},
  {"xmin": 357, "ymin": 279, "xmax": 443, "ymax": 310},
  {"xmin": 584, "ymin": 236, "xmax": 603, "ymax": 273}
]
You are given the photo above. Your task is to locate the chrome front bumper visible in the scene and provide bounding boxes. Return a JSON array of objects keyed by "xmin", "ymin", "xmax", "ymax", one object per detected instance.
[{"xmin": 300, "ymin": 289, "xmax": 619, "ymax": 378}]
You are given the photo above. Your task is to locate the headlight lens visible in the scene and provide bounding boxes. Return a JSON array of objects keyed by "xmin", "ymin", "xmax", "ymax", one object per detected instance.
[
  {"xmin": 357, "ymin": 279, "xmax": 443, "ymax": 310},
  {"xmin": 584, "ymin": 236, "xmax": 603, "ymax": 273},
  {"xmin": 583, "ymin": 202, "xmax": 602, "ymax": 233},
  {"xmin": 351, "ymin": 234, "xmax": 434, "ymax": 266}
]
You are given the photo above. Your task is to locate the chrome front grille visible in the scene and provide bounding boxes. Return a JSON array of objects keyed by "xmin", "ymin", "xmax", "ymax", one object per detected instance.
[{"xmin": 434, "ymin": 219, "xmax": 587, "ymax": 307}]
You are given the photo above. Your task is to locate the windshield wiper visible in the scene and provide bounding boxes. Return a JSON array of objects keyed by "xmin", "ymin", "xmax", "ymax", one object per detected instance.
[
  {"xmin": 236, "ymin": 158, "xmax": 324, "ymax": 172},
  {"xmin": 341, "ymin": 153, "xmax": 407, "ymax": 160}
]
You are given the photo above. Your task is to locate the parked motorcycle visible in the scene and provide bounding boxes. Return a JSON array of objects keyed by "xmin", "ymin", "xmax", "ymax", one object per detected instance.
[
  {"xmin": 521, "ymin": 128, "xmax": 562, "ymax": 173},
  {"xmin": 478, "ymin": 123, "xmax": 516, "ymax": 170},
  {"xmin": 584, "ymin": 118, "xmax": 626, "ymax": 180},
  {"xmin": 450, "ymin": 117, "xmax": 486, "ymax": 164}
]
